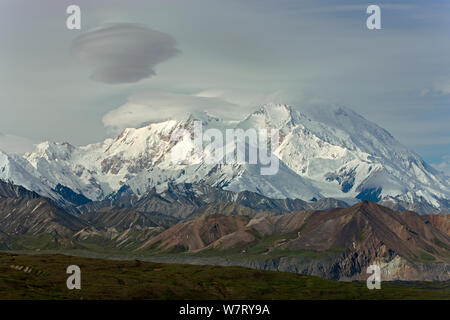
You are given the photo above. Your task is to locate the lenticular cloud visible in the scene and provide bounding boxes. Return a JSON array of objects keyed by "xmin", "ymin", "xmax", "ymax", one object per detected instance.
[{"xmin": 71, "ymin": 23, "xmax": 179, "ymax": 84}]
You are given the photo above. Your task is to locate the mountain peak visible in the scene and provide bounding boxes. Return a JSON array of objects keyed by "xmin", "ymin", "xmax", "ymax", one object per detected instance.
[
  {"xmin": 239, "ymin": 103, "xmax": 299, "ymax": 130},
  {"xmin": 184, "ymin": 110, "xmax": 221, "ymax": 124},
  {"xmin": 352, "ymin": 200, "xmax": 385, "ymax": 211},
  {"xmin": 28, "ymin": 141, "xmax": 76, "ymax": 161},
  {"xmin": 256, "ymin": 103, "xmax": 292, "ymax": 119},
  {"xmin": 258, "ymin": 103, "xmax": 291, "ymax": 113}
]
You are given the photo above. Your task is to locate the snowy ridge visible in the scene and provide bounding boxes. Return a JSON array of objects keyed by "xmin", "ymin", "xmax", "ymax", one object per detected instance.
[
  {"xmin": 1, "ymin": 104, "xmax": 449, "ymax": 214},
  {"xmin": 0, "ymin": 150, "xmax": 60, "ymax": 200}
]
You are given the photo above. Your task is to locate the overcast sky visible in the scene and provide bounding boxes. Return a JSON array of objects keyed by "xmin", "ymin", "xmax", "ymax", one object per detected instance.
[{"xmin": 0, "ymin": 0, "xmax": 449, "ymax": 173}]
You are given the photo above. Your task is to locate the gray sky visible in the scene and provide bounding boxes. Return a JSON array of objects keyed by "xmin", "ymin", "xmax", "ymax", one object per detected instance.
[{"xmin": 0, "ymin": 0, "xmax": 449, "ymax": 173}]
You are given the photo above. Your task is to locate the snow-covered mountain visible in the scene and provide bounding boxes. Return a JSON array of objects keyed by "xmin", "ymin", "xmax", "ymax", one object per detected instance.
[
  {"xmin": 239, "ymin": 104, "xmax": 450, "ymax": 213},
  {"xmin": 1, "ymin": 104, "xmax": 449, "ymax": 214},
  {"xmin": 0, "ymin": 150, "xmax": 60, "ymax": 200}
]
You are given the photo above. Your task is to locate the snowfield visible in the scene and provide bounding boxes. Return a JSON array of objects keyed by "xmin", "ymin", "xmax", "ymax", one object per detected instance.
[{"xmin": 1, "ymin": 103, "xmax": 449, "ymax": 213}]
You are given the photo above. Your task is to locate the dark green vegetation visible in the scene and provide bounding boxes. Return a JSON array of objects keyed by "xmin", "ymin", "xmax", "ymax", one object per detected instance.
[{"xmin": 0, "ymin": 252, "xmax": 449, "ymax": 300}]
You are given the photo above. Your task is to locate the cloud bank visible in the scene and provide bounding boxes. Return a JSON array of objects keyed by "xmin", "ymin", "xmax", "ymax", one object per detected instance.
[
  {"xmin": 101, "ymin": 89, "xmax": 295, "ymax": 131},
  {"xmin": 0, "ymin": 133, "xmax": 35, "ymax": 154},
  {"xmin": 432, "ymin": 156, "xmax": 450, "ymax": 177},
  {"xmin": 71, "ymin": 23, "xmax": 179, "ymax": 84},
  {"xmin": 102, "ymin": 91, "xmax": 241, "ymax": 131}
]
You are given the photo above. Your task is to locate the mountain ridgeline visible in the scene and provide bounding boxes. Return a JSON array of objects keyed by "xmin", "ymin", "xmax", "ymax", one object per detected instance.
[
  {"xmin": 73, "ymin": 183, "xmax": 349, "ymax": 218},
  {"xmin": 0, "ymin": 103, "xmax": 449, "ymax": 214},
  {"xmin": 0, "ymin": 180, "xmax": 40, "ymax": 199}
]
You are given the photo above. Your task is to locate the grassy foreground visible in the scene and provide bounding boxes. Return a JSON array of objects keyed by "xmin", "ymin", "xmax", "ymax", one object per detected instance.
[{"xmin": 0, "ymin": 252, "xmax": 449, "ymax": 300}]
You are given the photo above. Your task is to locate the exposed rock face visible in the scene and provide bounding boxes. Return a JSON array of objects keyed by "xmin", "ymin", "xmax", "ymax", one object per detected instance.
[
  {"xmin": 53, "ymin": 183, "xmax": 91, "ymax": 206},
  {"xmin": 421, "ymin": 214, "xmax": 450, "ymax": 235},
  {"xmin": 0, "ymin": 197, "xmax": 86, "ymax": 237},
  {"xmin": 139, "ymin": 215, "xmax": 250, "ymax": 252},
  {"xmin": 82, "ymin": 208, "xmax": 179, "ymax": 231},
  {"xmin": 136, "ymin": 253, "xmax": 450, "ymax": 282}
]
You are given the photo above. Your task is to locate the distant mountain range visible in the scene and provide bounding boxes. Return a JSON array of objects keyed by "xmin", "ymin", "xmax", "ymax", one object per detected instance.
[
  {"xmin": 73, "ymin": 183, "xmax": 349, "ymax": 218},
  {"xmin": 0, "ymin": 179, "xmax": 449, "ymax": 281},
  {"xmin": 1, "ymin": 103, "xmax": 449, "ymax": 214}
]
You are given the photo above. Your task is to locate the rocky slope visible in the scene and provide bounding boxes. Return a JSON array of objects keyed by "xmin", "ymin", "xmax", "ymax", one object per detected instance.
[
  {"xmin": 0, "ymin": 197, "xmax": 86, "ymax": 237},
  {"xmin": 139, "ymin": 215, "xmax": 250, "ymax": 252},
  {"xmin": 421, "ymin": 214, "xmax": 450, "ymax": 235},
  {"xmin": 138, "ymin": 202, "xmax": 450, "ymax": 281}
]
